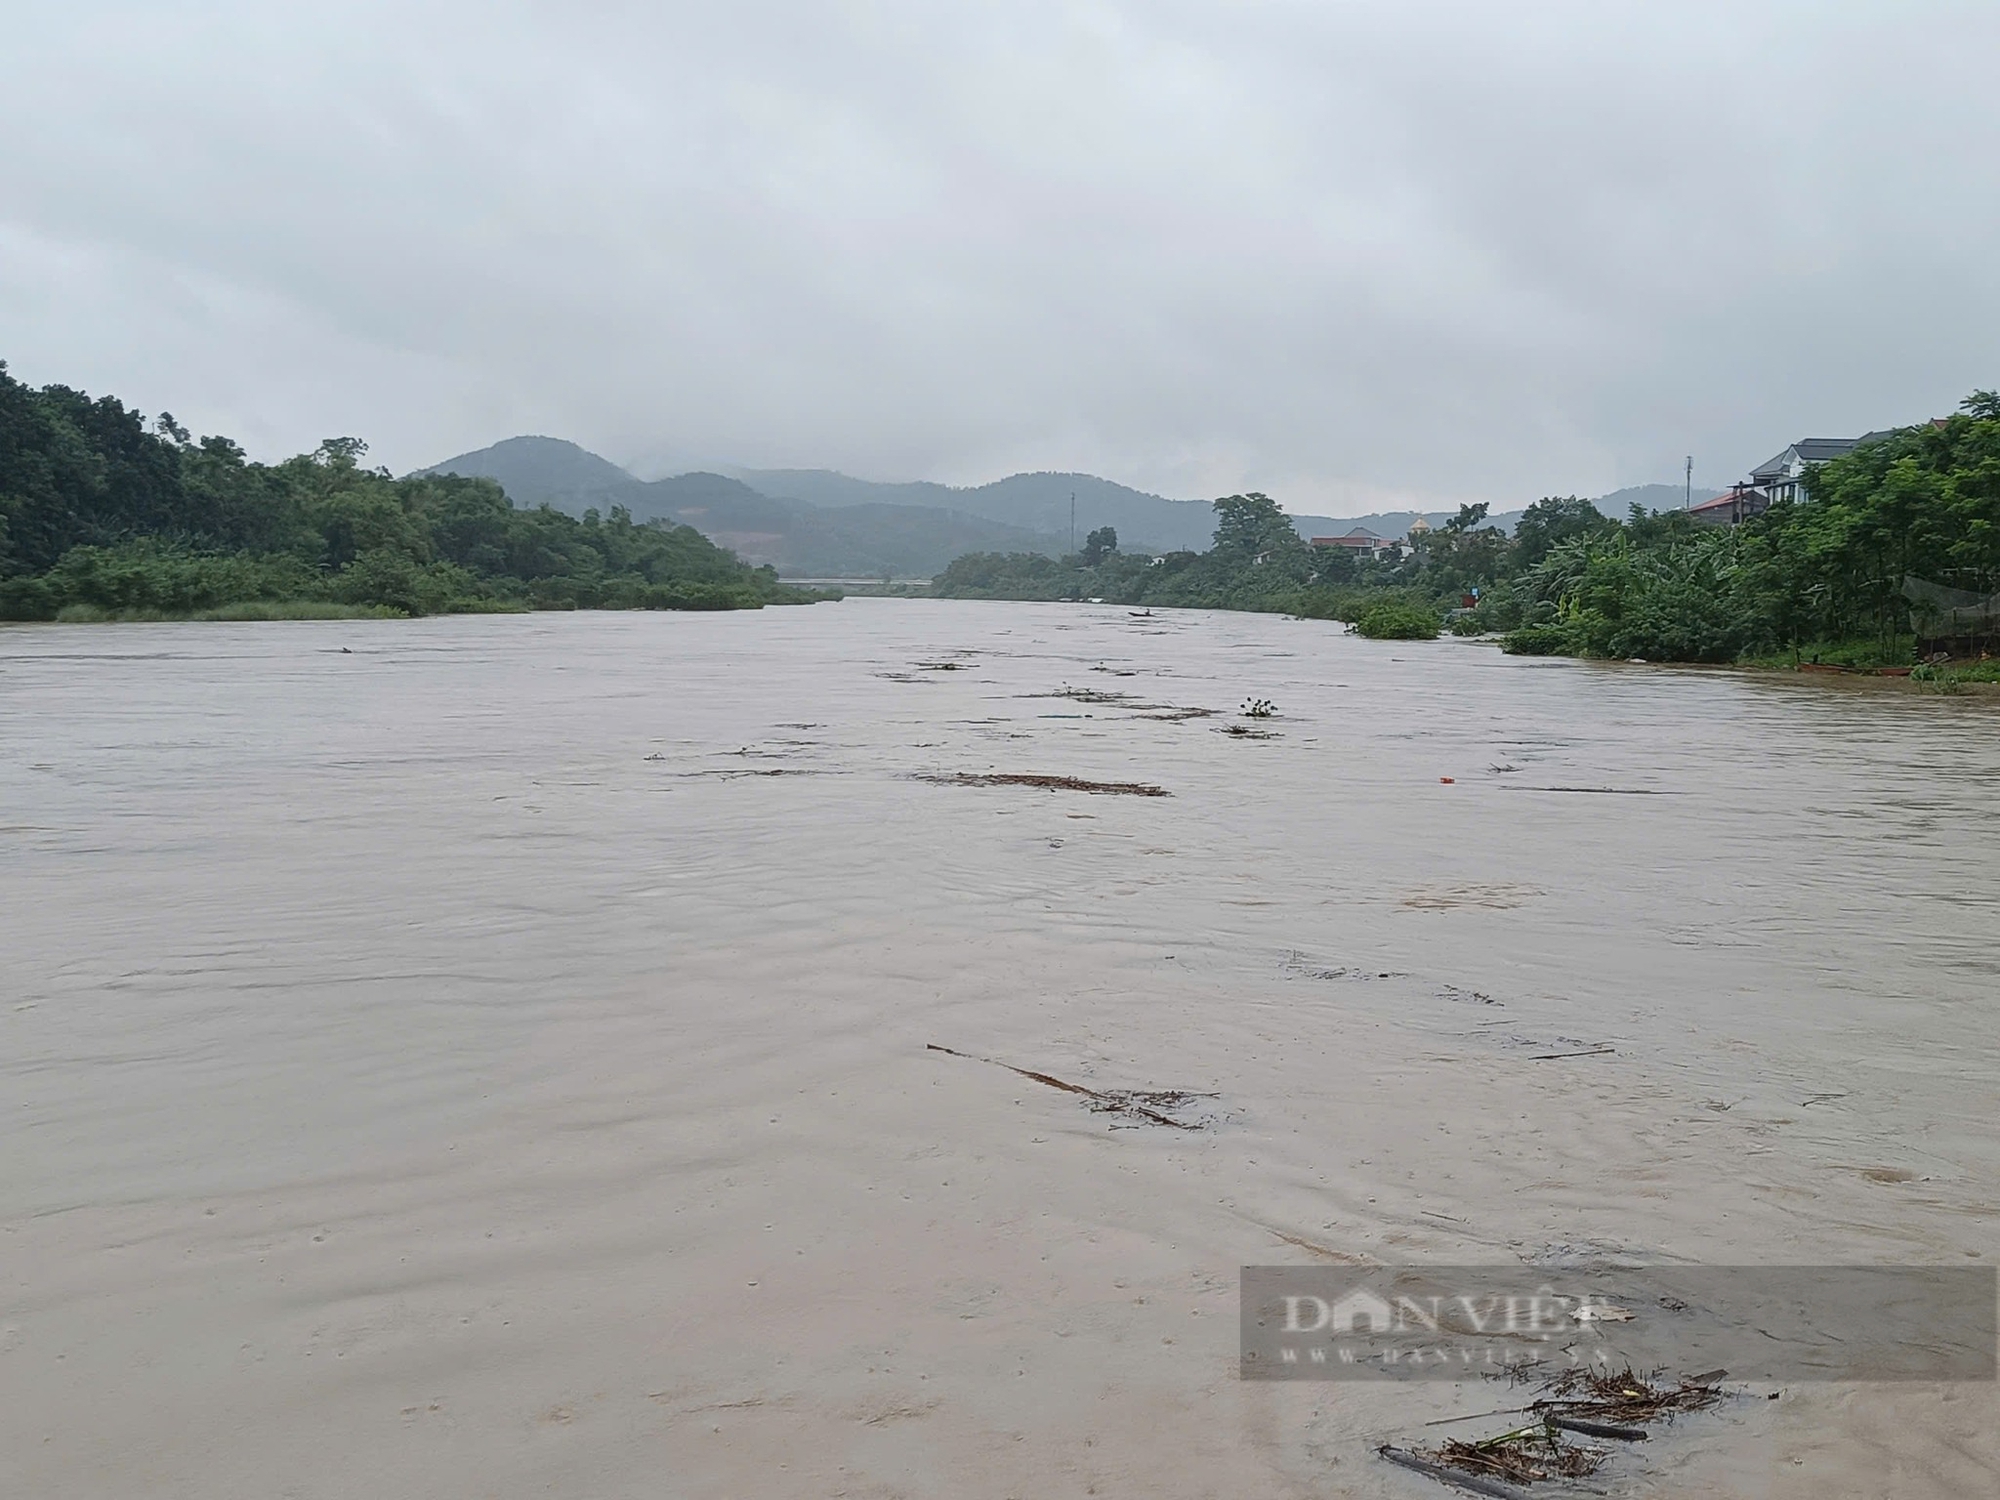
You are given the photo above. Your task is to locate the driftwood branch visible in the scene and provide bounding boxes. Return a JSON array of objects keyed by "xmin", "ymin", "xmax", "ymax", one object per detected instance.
[
  {"xmin": 1378, "ymin": 1446, "xmax": 1534, "ymax": 1499},
  {"xmin": 926, "ymin": 1043, "xmax": 1207, "ymax": 1129}
]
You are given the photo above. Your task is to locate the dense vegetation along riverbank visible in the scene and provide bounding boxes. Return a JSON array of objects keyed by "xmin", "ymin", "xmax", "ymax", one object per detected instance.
[
  {"xmin": 934, "ymin": 392, "xmax": 2000, "ymax": 675},
  {"xmin": 0, "ymin": 363, "xmax": 828, "ymax": 620}
]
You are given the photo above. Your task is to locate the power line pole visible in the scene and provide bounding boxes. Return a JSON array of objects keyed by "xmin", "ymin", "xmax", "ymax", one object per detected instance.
[{"xmin": 1685, "ymin": 455, "xmax": 1693, "ymax": 510}]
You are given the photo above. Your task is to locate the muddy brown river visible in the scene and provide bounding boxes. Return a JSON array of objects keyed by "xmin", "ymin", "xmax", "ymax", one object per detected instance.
[{"xmin": 3, "ymin": 600, "xmax": 1995, "ymax": 1497}]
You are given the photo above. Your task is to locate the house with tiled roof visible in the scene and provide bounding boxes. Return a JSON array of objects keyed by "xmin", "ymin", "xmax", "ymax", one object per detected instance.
[
  {"xmin": 1747, "ymin": 436, "xmax": 1882, "ymax": 506},
  {"xmin": 1308, "ymin": 527, "xmax": 1386, "ymax": 555},
  {"xmin": 1697, "ymin": 429, "xmax": 1906, "ymax": 526},
  {"xmin": 1689, "ymin": 486, "xmax": 1771, "ymax": 526}
]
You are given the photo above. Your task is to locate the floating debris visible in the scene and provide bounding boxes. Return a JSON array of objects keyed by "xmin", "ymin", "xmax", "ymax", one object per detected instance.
[
  {"xmin": 1035, "ymin": 685, "xmax": 1142, "ymax": 705},
  {"xmin": 1087, "ymin": 1088, "xmax": 1214, "ymax": 1122},
  {"xmin": 1401, "ymin": 884, "xmax": 1543, "ymax": 911},
  {"xmin": 1285, "ymin": 953, "xmax": 1409, "ymax": 981},
  {"xmin": 1545, "ymin": 1415, "xmax": 1646, "ymax": 1441},
  {"xmin": 925, "ymin": 1043, "xmax": 1213, "ymax": 1129},
  {"xmin": 918, "ymin": 773, "xmax": 1170, "ymax": 797},
  {"xmin": 678, "ymin": 768, "xmax": 826, "ymax": 780},
  {"xmin": 1438, "ymin": 985, "xmax": 1497, "ymax": 1005},
  {"xmin": 1026, "ymin": 686, "xmax": 1217, "ymax": 719},
  {"xmin": 1530, "ymin": 1366, "xmax": 1728, "ymax": 1427},
  {"xmin": 1381, "ymin": 1368, "xmax": 1728, "ymax": 1493},
  {"xmin": 1495, "ymin": 785, "xmax": 1671, "ymax": 796},
  {"xmin": 1379, "ymin": 1445, "xmax": 1534, "ymax": 1499}
]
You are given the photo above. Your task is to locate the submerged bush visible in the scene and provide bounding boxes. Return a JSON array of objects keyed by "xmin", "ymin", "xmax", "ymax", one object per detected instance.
[
  {"xmin": 1500, "ymin": 624, "xmax": 1572, "ymax": 656},
  {"xmin": 1353, "ymin": 602, "xmax": 1441, "ymax": 640}
]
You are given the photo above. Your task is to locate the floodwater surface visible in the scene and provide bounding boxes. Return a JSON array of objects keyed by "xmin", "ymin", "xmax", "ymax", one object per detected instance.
[{"xmin": 2, "ymin": 601, "xmax": 1996, "ymax": 1498}]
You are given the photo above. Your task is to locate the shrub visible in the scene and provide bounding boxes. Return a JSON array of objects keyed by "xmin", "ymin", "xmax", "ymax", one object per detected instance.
[
  {"xmin": 41, "ymin": 541, "xmax": 311, "ymax": 615},
  {"xmin": 1353, "ymin": 602, "xmax": 1441, "ymax": 640},
  {"xmin": 332, "ymin": 548, "xmax": 486, "ymax": 616},
  {"xmin": 1293, "ymin": 583, "xmax": 1436, "ymax": 623},
  {"xmin": 1467, "ymin": 586, "xmax": 1528, "ymax": 633},
  {"xmin": 0, "ymin": 574, "xmax": 58, "ymax": 620},
  {"xmin": 1501, "ymin": 624, "xmax": 1572, "ymax": 656}
]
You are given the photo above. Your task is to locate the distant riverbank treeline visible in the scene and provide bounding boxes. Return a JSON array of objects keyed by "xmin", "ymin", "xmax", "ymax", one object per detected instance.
[
  {"xmin": 934, "ymin": 393, "xmax": 2000, "ymax": 667},
  {"xmin": 0, "ymin": 363, "xmax": 823, "ymax": 621}
]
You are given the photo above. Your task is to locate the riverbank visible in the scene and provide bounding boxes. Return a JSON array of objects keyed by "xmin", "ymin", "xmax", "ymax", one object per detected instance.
[
  {"xmin": 1485, "ymin": 628, "xmax": 2000, "ymax": 691},
  {"xmin": 49, "ymin": 599, "xmax": 458, "ymax": 622},
  {"xmin": 15, "ymin": 593, "xmax": 838, "ymax": 624}
]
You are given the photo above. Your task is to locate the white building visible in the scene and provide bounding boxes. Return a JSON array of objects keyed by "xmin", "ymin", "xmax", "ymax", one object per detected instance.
[{"xmin": 1746, "ymin": 436, "xmax": 1873, "ymax": 506}]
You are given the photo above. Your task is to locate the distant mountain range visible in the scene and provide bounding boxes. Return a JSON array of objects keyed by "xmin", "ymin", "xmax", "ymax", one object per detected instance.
[
  {"xmin": 418, "ymin": 438, "xmax": 1722, "ymax": 577},
  {"xmin": 418, "ymin": 438, "xmax": 1067, "ymax": 577},
  {"xmin": 729, "ymin": 468, "xmax": 1261, "ymax": 553}
]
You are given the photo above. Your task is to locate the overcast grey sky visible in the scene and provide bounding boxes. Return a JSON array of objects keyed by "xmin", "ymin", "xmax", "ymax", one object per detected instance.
[{"xmin": 4, "ymin": 1, "xmax": 1996, "ymax": 512}]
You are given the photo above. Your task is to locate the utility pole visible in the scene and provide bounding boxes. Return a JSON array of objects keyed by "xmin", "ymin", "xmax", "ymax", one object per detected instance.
[{"xmin": 1685, "ymin": 456, "xmax": 1693, "ymax": 510}]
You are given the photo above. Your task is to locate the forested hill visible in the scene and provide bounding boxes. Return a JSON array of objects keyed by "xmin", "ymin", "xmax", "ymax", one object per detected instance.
[
  {"xmin": 726, "ymin": 473, "xmax": 1698, "ymax": 545},
  {"xmin": 732, "ymin": 468, "xmax": 1236, "ymax": 552},
  {"xmin": 423, "ymin": 437, "xmax": 1065, "ymax": 577},
  {"xmin": 429, "ymin": 441, "xmax": 1707, "ymax": 570},
  {"xmin": 0, "ymin": 363, "xmax": 819, "ymax": 620},
  {"xmin": 426, "ymin": 439, "xmax": 1467, "ymax": 566},
  {"xmin": 420, "ymin": 435, "xmax": 642, "ymax": 511}
]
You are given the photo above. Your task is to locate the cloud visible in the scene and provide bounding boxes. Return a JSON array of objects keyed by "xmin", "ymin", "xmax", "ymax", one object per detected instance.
[{"xmin": 3, "ymin": 0, "xmax": 1995, "ymax": 509}]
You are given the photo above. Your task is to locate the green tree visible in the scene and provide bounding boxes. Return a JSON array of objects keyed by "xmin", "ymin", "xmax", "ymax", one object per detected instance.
[
  {"xmin": 1441, "ymin": 502, "xmax": 1490, "ymax": 535},
  {"xmin": 1511, "ymin": 495, "xmax": 1615, "ymax": 569},
  {"xmin": 0, "ymin": 362, "xmax": 825, "ymax": 621},
  {"xmin": 1211, "ymin": 493, "xmax": 1300, "ymax": 556},
  {"xmin": 1081, "ymin": 525, "xmax": 1117, "ymax": 566}
]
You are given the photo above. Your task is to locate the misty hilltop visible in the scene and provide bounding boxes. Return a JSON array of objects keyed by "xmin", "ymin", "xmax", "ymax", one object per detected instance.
[
  {"xmin": 420, "ymin": 439, "xmax": 1067, "ymax": 578},
  {"xmin": 422, "ymin": 436, "xmax": 639, "ymax": 511},
  {"xmin": 421, "ymin": 437, "xmax": 1715, "ymax": 576},
  {"xmin": 729, "ymin": 469, "xmax": 1239, "ymax": 553}
]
